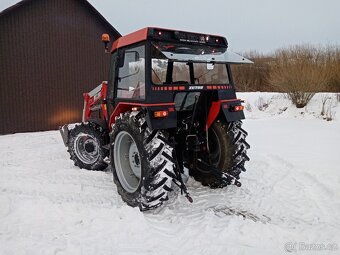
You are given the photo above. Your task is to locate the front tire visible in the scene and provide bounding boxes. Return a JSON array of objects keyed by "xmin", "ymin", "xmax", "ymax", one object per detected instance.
[
  {"xmin": 110, "ymin": 112, "xmax": 177, "ymax": 210},
  {"xmin": 68, "ymin": 123, "xmax": 108, "ymax": 170}
]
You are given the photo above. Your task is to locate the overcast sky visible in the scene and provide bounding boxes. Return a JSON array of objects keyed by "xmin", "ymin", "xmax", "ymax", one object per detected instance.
[{"xmin": 1, "ymin": 0, "xmax": 339, "ymax": 53}]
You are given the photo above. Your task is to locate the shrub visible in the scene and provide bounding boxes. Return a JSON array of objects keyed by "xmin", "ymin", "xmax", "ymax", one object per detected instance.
[
  {"xmin": 268, "ymin": 45, "xmax": 330, "ymax": 108},
  {"xmin": 231, "ymin": 51, "xmax": 272, "ymax": 92},
  {"xmin": 325, "ymin": 46, "xmax": 340, "ymax": 92}
]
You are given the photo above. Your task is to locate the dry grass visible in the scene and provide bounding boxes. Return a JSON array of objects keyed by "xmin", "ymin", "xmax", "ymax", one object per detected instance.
[{"xmin": 232, "ymin": 45, "xmax": 340, "ymax": 108}]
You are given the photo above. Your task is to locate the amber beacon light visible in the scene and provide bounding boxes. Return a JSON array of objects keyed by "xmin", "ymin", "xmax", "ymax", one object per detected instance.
[{"xmin": 102, "ymin": 33, "xmax": 110, "ymax": 52}]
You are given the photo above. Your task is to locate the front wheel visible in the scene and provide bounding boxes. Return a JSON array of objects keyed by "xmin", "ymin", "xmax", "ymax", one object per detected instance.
[
  {"xmin": 68, "ymin": 123, "xmax": 108, "ymax": 170},
  {"xmin": 110, "ymin": 112, "xmax": 177, "ymax": 210},
  {"xmin": 189, "ymin": 120, "xmax": 250, "ymax": 188}
]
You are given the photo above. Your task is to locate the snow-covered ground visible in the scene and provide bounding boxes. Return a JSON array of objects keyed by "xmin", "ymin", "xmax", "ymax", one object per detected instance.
[{"xmin": 1, "ymin": 93, "xmax": 340, "ymax": 255}]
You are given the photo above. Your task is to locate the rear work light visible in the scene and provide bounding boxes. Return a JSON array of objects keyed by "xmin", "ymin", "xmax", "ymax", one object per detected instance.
[{"xmin": 154, "ymin": 110, "xmax": 168, "ymax": 118}]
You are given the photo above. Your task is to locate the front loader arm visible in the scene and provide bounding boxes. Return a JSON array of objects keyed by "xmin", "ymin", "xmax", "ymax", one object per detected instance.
[{"xmin": 82, "ymin": 81, "xmax": 108, "ymax": 122}]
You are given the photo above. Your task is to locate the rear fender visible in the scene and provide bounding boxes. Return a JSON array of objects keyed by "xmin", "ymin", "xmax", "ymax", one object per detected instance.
[
  {"xmin": 221, "ymin": 99, "xmax": 245, "ymax": 122},
  {"xmin": 145, "ymin": 106, "xmax": 177, "ymax": 130},
  {"xmin": 205, "ymin": 99, "xmax": 245, "ymax": 130},
  {"xmin": 109, "ymin": 102, "xmax": 177, "ymax": 130}
]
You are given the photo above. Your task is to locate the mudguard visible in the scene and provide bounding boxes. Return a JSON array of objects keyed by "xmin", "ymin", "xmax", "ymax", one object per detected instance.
[
  {"xmin": 206, "ymin": 99, "xmax": 245, "ymax": 130},
  {"xmin": 220, "ymin": 100, "xmax": 245, "ymax": 122},
  {"xmin": 145, "ymin": 106, "xmax": 177, "ymax": 130}
]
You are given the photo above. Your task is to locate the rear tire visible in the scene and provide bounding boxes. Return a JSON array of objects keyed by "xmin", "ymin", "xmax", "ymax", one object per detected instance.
[
  {"xmin": 68, "ymin": 123, "xmax": 108, "ymax": 170},
  {"xmin": 190, "ymin": 120, "xmax": 250, "ymax": 188},
  {"xmin": 110, "ymin": 112, "xmax": 177, "ymax": 210}
]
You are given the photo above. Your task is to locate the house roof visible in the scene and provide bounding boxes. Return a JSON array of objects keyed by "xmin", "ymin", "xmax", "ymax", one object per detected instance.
[
  {"xmin": 0, "ymin": 0, "xmax": 19, "ymax": 11},
  {"xmin": 0, "ymin": 0, "xmax": 121, "ymax": 37}
]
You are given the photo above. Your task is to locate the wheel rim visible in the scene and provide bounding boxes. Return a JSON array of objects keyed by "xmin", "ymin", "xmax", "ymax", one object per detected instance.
[
  {"xmin": 74, "ymin": 133, "xmax": 100, "ymax": 165},
  {"xmin": 114, "ymin": 131, "xmax": 141, "ymax": 193}
]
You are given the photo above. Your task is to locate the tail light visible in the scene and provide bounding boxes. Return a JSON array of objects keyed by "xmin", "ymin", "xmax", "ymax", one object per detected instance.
[
  {"xmin": 230, "ymin": 105, "xmax": 244, "ymax": 112},
  {"xmin": 154, "ymin": 111, "xmax": 168, "ymax": 118}
]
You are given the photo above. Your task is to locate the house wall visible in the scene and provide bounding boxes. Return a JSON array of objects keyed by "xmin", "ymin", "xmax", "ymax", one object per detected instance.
[{"xmin": 0, "ymin": 0, "xmax": 119, "ymax": 134}]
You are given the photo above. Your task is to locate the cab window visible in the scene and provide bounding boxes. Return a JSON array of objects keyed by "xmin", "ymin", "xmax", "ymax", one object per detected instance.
[{"xmin": 117, "ymin": 45, "xmax": 145, "ymax": 99}]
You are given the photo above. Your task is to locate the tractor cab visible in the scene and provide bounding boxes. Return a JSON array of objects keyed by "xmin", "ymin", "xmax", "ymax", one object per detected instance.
[{"xmin": 103, "ymin": 27, "xmax": 252, "ymax": 130}]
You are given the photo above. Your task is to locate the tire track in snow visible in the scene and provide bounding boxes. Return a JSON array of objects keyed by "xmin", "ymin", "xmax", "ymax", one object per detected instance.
[
  {"xmin": 146, "ymin": 152, "xmax": 340, "ymax": 232},
  {"xmin": 0, "ymin": 166, "xmax": 122, "ymax": 210}
]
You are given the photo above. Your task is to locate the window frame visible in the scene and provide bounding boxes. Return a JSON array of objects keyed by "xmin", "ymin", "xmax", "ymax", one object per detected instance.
[
  {"xmin": 116, "ymin": 43, "xmax": 146, "ymax": 101},
  {"xmin": 150, "ymin": 42, "xmax": 231, "ymax": 86}
]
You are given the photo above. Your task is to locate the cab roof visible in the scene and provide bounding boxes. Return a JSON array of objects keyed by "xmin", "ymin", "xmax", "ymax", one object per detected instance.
[{"xmin": 111, "ymin": 27, "xmax": 228, "ymax": 52}]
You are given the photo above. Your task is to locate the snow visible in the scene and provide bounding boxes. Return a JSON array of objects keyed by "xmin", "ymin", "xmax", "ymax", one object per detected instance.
[
  {"xmin": 240, "ymin": 92, "xmax": 340, "ymax": 121},
  {"xmin": 1, "ymin": 93, "xmax": 340, "ymax": 255}
]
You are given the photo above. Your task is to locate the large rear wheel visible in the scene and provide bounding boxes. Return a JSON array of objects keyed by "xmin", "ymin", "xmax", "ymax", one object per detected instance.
[
  {"xmin": 190, "ymin": 120, "xmax": 250, "ymax": 188},
  {"xmin": 110, "ymin": 112, "xmax": 177, "ymax": 210}
]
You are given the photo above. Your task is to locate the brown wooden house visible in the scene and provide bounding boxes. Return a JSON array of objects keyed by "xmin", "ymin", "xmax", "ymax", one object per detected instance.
[{"xmin": 0, "ymin": 0, "xmax": 120, "ymax": 134}]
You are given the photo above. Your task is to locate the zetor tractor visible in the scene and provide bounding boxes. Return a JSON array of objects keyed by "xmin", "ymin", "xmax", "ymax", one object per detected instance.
[{"xmin": 60, "ymin": 27, "xmax": 251, "ymax": 211}]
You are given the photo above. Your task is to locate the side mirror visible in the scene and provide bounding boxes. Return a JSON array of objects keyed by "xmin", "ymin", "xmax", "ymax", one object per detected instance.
[{"xmin": 101, "ymin": 33, "xmax": 110, "ymax": 53}]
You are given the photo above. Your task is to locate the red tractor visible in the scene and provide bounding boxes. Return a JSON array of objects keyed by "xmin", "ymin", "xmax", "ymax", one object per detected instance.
[{"xmin": 60, "ymin": 27, "xmax": 251, "ymax": 210}]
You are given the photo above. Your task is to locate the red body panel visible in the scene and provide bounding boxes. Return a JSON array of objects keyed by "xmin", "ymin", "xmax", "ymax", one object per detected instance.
[
  {"xmin": 205, "ymin": 99, "xmax": 242, "ymax": 130},
  {"xmin": 110, "ymin": 27, "xmax": 227, "ymax": 52},
  {"xmin": 108, "ymin": 102, "xmax": 175, "ymax": 129},
  {"xmin": 111, "ymin": 28, "xmax": 148, "ymax": 52},
  {"xmin": 82, "ymin": 82, "xmax": 108, "ymax": 122},
  {"xmin": 82, "ymin": 79, "xmax": 241, "ymax": 131},
  {"xmin": 206, "ymin": 101, "xmax": 221, "ymax": 131}
]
